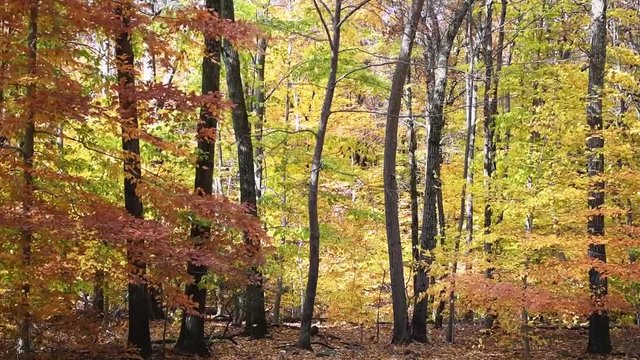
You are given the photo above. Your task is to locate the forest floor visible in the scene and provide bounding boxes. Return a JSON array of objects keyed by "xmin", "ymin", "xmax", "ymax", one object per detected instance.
[{"xmin": 40, "ymin": 319, "xmax": 640, "ymax": 359}]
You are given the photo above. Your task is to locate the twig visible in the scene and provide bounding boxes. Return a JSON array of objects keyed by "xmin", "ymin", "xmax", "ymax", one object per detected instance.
[{"xmin": 311, "ymin": 341, "xmax": 336, "ymax": 349}]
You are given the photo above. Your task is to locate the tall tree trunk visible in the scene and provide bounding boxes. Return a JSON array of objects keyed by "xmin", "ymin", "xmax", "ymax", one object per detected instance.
[
  {"xmin": 522, "ymin": 212, "xmax": 532, "ymax": 358},
  {"xmin": 407, "ymin": 71, "xmax": 419, "ymax": 285},
  {"xmin": 273, "ymin": 37, "xmax": 294, "ymax": 325},
  {"xmin": 414, "ymin": 0, "xmax": 473, "ymax": 342},
  {"xmin": 221, "ymin": 0, "xmax": 268, "ymax": 339},
  {"xmin": 482, "ymin": 0, "xmax": 497, "ymax": 280},
  {"xmin": 115, "ymin": 2, "xmax": 151, "ymax": 358},
  {"xmin": 585, "ymin": 0, "xmax": 611, "ymax": 354},
  {"xmin": 17, "ymin": 2, "xmax": 38, "ymax": 356},
  {"xmin": 298, "ymin": 0, "xmax": 343, "ymax": 349},
  {"xmin": 253, "ymin": 35, "xmax": 267, "ymax": 200},
  {"xmin": 447, "ymin": 10, "xmax": 477, "ymax": 343},
  {"xmin": 175, "ymin": 0, "xmax": 221, "ymax": 354},
  {"xmin": 481, "ymin": 0, "xmax": 507, "ymax": 329},
  {"xmin": 384, "ymin": 0, "xmax": 424, "ymax": 344}
]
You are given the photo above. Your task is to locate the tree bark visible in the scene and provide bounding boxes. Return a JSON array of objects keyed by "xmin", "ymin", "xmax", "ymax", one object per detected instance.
[
  {"xmin": 175, "ymin": 0, "xmax": 221, "ymax": 354},
  {"xmin": 384, "ymin": 0, "xmax": 424, "ymax": 344},
  {"xmin": 414, "ymin": 0, "xmax": 473, "ymax": 343},
  {"xmin": 407, "ymin": 71, "xmax": 419, "ymax": 282},
  {"xmin": 298, "ymin": 0, "xmax": 343, "ymax": 349},
  {"xmin": 447, "ymin": 9, "xmax": 477, "ymax": 343},
  {"xmin": 585, "ymin": 0, "xmax": 611, "ymax": 354},
  {"xmin": 481, "ymin": 0, "xmax": 507, "ymax": 329},
  {"xmin": 253, "ymin": 36, "xmax": 267, "ymax": 200},
  {"xmin": 17, "ymin": 2, "xmax": 38, "ymax": 356},
  {"xmin": 273, "ymin": 38, "xmax": 294, "ymax": 325},
  {"xmin": 115, "ymin": 2, "xmax": 151, "ymax": 358},
  {"xmin": 221, "ymin": 0, "xmax": 268, "ymax": 339}
]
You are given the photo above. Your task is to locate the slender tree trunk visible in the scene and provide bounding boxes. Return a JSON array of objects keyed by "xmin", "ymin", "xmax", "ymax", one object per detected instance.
[
  {"xmin": 522, "ymin": 212, "xmax": 532, "ymax": 358},
  {"xmin": 221, "ymin": 0, "xmax": 268, "ymax": 339},
  {"xmin": 93, "ymin": 271, "xmax": 105, "ymax": 316},
  {"xmin": 298, "ymin": 0, "xmax": 343, "ymax": 349},
  {"xmin": 115, "ymin": 2, "xmax": 151, "ymax": 358},
  {"xmin": 175, "ymin": 0, "xmax": 221, "ymax": 354},
  {"xmin": 384, "ymin": 0, "xmax": 424, "ymax": 344},
  {"xmin": 253, "ymin": 35, "xmax": 267, "ymax": 200},
  {"xmin": 414, "ymin": 0, "xmax": 472, "ymax": 342},
  {"xmin": 482, "ymin": 0, "xmax": 497, "ymax": 281},
  {"xmin": 407, "ymin": 71, "xmax": 419, "ymax": 285},
  {"xmin": 586, "ymin": 0, "xmax": 611, "ymax": 354},
  {"xmin": 273, "ymin": 40, "xmax": 294, "ymax": 325},
  {"xmin": 17, "ymin": 2, "xmax": 38, "ymax": 356},
  {"xmin": 142, "ymin": 2, "xmax": 166, "ymax": 321},
  {"xmin": 481, "ymin": 0, "xmax": 507, "ymax": 329},
  {"xmin": 447, "ymin": 11, "xmax": 477, "ymax": 343},
  {"xmin": 93, "ymin": 39, "xmax": 111, "ymax": 315}
]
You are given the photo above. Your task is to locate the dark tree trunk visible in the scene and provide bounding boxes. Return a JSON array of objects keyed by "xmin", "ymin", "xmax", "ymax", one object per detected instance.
[
  {"xmin": 221, "ymin": 0, "xmax": 267, "ymax": 339},
  {"xmin": 414, "ymin": 0, "xmax": 472, "ymax": 343},
  {"xmin": 585, "ymin": 0, "xmax": 611, "ymax": 354},
  {"xmin": 407, "ymin": 71, "xmax": 419, "ymax": 280},
  {"xmin": 115, "ymin": 3, "xmax": 151, "ymax": 358},
  {"xmin": 17, "ymin": 2, "xmax": 38, "ymax": 355},
  {"xmin": 93, "ymin": 270, "xmax": 105, "ymax": 316},
  {"xmin": 384, "ymin": 0, "xmax": 424, "ymax": 344},
  {"xmin": 175, "ymin": 0, "xmax": 221, "ymax": 354},
  {"xmin": 481, "ymin": 0, "xmax": 507, "ymax": 329},
  {"xmin": 481, "ymin": 0, "xmax": 498, "ymax": 279},
  {"xmin": 298, "ymin": 0, "xmax": 343, "ymax": 349}
]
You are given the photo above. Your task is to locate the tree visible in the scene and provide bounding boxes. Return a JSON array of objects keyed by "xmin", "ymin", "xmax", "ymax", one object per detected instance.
[
  {"xmin": 413, "ymin": 0, "xmax": 474, "ymax": 342},
  {"xmin": 253, "ymin": 11, "xmax": 268, "ymax": 200},
  {"xmin": 220, "ymin": 0, "xmax": 268, "ymax": 339},
  {"xmin": 175, "ymin": 0, "xmax": 222, "ymax": 354},
  {"xmin": 480, "ymin": 0, "xmax": 507, "ymax": 329},
  {"xmin": 447, "ymin": 7, "xmax": 478, "ymax": 344},
  {"xmin": 114, "ymin": 2, "xmax": 152, "ymax": 357},
  {"xmin": 17, "ymin": 1, "xmax": 38, "ymax": 355},
  {"xmin": 585, "ymin": 0, "xmax": 611, "ymax": 354},
  {"xmin": 383, "ymin": 0, "xmax": 424, "ymax": 345},
  {"xmin": 296, "ymin": 0, "xmax": 372, "ymax": 348}
]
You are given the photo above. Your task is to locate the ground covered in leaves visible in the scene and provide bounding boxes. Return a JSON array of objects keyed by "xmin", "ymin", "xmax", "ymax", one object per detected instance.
[{"xmin": 22, "ymin": 319, "xmax": 640, "ymax": 359}]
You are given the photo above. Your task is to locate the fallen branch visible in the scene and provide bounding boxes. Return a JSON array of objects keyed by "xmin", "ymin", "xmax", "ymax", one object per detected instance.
[{"xmin": 311, "ymin": 341, "xmax": 336, "ymax": 350}]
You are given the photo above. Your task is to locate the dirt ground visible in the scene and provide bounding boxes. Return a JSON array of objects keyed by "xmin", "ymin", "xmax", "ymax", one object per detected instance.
[{"xmin": 10, "ymin": 320, "xmax": 640, "ymax": 359}]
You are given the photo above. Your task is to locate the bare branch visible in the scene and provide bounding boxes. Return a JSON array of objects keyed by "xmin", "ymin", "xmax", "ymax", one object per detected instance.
[
  {"xmin": 335, "ymin": 61, "xmax": 397, "ymax": 84},
  {"xmin": 312, "ymin": 0, "xmax": 334, "ymax": 49},
  {"xmin": 337, "ymin": 0, "xmax": 372, "ymax": 28},
  {"xmin": 265, "ymin": 60, "xmax": 311, "ymax": 101}
]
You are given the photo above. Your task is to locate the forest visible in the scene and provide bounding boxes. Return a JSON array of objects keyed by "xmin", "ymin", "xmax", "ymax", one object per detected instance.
[{"xmin": 0, "ymin": 0, "xmax": 639, "ymax": 358}]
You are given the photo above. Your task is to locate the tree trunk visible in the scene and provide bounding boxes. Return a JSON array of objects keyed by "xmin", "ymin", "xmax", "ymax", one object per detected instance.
[
  {"xmin": 115, "ymin": 2, "xmax": 151, "ymax": 358},
  {"xmin": 482, "ymin": 0, "xmax": 497, "ymax": 280},
  {"xmin": 585, "ymin": 0, "xmax": 611, "ymax": 354},
  {"xmin": 175, "ymin": 0, "xmax": 221, "ymax": 354},
  {"xmin": 447, "ymin": 10, "xmax": 478, "ymax": 343},
  {"xmin": 407, "ymin": 71, "xmax": 419, "ymax": 288},
  {"xmin": 273, "ymin": 42, "xmax": 294, "ymax": 324},
  {"xmin": 298, "ymin": 0, "xmax": 343, "ymax": 349},
  {"xmin": 220, "ymin": 0, "xmax": 268, "ymax": 339},
  {"xmin": 17, "ymin": 2, "xmax": 38, "ymax": 356},
  {"xmin": 253, "ymin": 36, "xmax": 267, "ymax": 200},
  {"xmin": 384, "ymin": 0, "xmax": 424, "ymax": 344},
  {"xmin": 414, "ymin": 0, "xmax": 472, "ymax": 342},
  {"xmin": 481, "ymin": 0, "xmax": 507, "ymax": 329},
  {"xmin": 93, "ymin": 270, "xmax": 105, "ymax": 316}
]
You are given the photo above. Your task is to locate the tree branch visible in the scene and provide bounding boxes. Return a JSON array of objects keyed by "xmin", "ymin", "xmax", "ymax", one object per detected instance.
[
  {"xmin": 312, "ymin": 0, "xmax": 334, "ymax": 49},
  {"xmin": 337, "ymin": 0, "xmax": 372, "ymax": 28}
]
